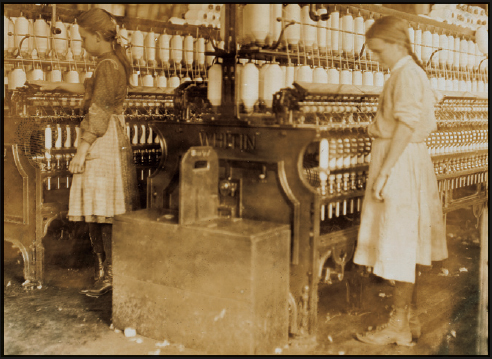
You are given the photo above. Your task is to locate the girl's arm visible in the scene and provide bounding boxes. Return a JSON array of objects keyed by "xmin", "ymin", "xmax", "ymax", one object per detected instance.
[
  {"xmin": 373, "ymin": 65, "xmax": 424, "ymax": 200},
  {"xmin": 68, "ymin": 139, "xmax": 90, "ymax": 174},
  {"xmin": 372, "ymin": 122, "xmax": 413, "ymax": 200},
  {"xmin": 28, "ymin": 80, "xmax": 85, "ymax": 94},
  {"xmin": 378, "ymin": 122, "xmax": 414, "ymax": 177}
]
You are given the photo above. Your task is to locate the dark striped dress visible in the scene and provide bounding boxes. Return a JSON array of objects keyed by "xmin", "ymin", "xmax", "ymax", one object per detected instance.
[{"xmin": 68, "ymin": 52, "xmax": 139, "ymax": 224}]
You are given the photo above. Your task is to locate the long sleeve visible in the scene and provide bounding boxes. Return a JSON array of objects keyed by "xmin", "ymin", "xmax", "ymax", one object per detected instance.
[{"xmin": 80, "ymin": 60, "xmax": 118, "ymax": 144}]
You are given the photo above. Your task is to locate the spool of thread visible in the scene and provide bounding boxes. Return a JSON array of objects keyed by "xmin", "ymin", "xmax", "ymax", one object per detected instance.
[
  {"xmin": 284, "ymin": 64, "xmax": 295, "ymax": 88},
  {"xmin": 474, "ymin": 43, "xmax": 481, "ymax": 69},
  {"xmin": 467, "ymin": 39, "xmax": 475, "ymax": 69},
  {"xmin": 170, "ymin": 34, "xmax": 183, "ymax": 65},
  {"xmin": 156, "ymin": 72, "xmax": 167, "ymax": 88},
  {"xmin": 352, "ymin": 69, "xmax": 362, "ymax": 85},
  {"xmin": 131, "ymin": 29, "xmax": 144, "ymax": 61},
  {"xmin": 317, "ymin": 8, "xmax": 327, "ymax": 54},
  {"xmin": 55, "ymin": 124, "xmax": 62, "ymax": 149},
  {"xmin": 374, "ymin": 71, "xmax": 384, "ymax": 87},
  {"xmin": 147, "ymin": 126, "xmax": 153, "ymax": 144},
  {"xmin": 64, "ymin": 126, "xmax": 71, "ymax": 148},
  {"xmin": 27, "ymin": 20, "xmax": 34, "ymax": 56},
  {"xmin": 195, "ymin": 37, "xmax": 205, "ymax": 66},
  {"xmin": 258, "ymin": 63, "xmax": 270, "ymax": 102},
  {"xmin": 207, "ymin": 63, "xmax": 222, "ymax": 106},
  {"xmin": 340, "ymin": 68, "xmax": 352, "ymax": 85},
  {"xmin": 447, "ymin": 34, "xmax": 454, "ymax": 67},
  {"xmin": 132, "ymin": 124, "xmax": 138, "ymax": 145},
  {"xmin": 313, "ymin": 66, "xmax": 328, "ymax": 84},
  {"xmin": 140, "ymin": 125, "xmax": 146, "ymax": 144},
  {"xmin": 144, "ymin": 30, "xmax": 156, "ymax": 63},
  {"xmin": 465, "ymin": 79, "xmax": 472, "ymax": 92},
  {"xmin": 263, "ymin": 63, "xmax": 283, "ymax": 108},
  {"xmin": 439, "ymin": 33, "xmax": 448, "ymax": 66},
  {"xmin": 459, "ymin": 37, "xmax": 467, "ymax": 69},
  {"xmin": 241, "ymin": 4, "xmax": 252, "ymax": 45},
  {"xmin": 53, "ymin": 19, "xmax": 68, "ymax": 59},
  {"xmin": 364, "ymin": 17, "xmax": 375, "ymax": 58},
  {"xmin": 295, "ymin": 65, "xmax": 313, "ymax": 83},
  {"xmin": 241, "ymin": 62, "xmax": 259, "ymax": 113},
  {"xmin": 330, "ymin": 9, "xmax": 340, "ymax": 55},
  {"xmin": 14, "ymin": 13, "xmax": 30, "ymax": 57},
  {"xmin": 327, "ymin": 68, "xmax": 340, "ymax": 84},
  {"xmin": 325, "ymin": 14, "xmax": 332, "ymax": 53},
  {"xmin": 341, "ymin": 9, "xmax": 354, "ymax": 55},
  {"xmin": 130, "ymin": 72, "xmax": 139, "ymax": 87},
  {"xmin": 28, "ymin": 67, "xmax": 44, "ymax": 81},
  {"xmin": 284, "ymin": 4, "xmax": 301, "ymax": 48},
  {"xmin": 431, "ymin": 32, "xmax": 440, "ymax": 66},
  {"xmin": 45, "ymin": 125, "xmax": 52, "ymax": 150},
  {"xmin": 142, "ymin": 73, "xmax": 154, "ymax": 87},
  {"xmin": 301, "ymin": 5, "xmax": 316, "ymax": 51},
  {"xmin": 7, "ymin": 17, "xmax": 15, "ymax": 54},
  {"xmin": 70, "ymin": 20, "xmax": 82, "ymax": 59},
  {"xmin": 319, "ymin": 139, "xmax": 329, "ymax": 170},
  {"xmin": 168, "ymin": 75, "xmax": 180, "ymax": 89},
  {"xmin": 183, "ymin": 34, "xmax": 194, "ymax": 67},
  {"xmin": 50, "ymin": 68, "xmax": 62, "ymax": 82},
  {"xmin": 8, "ymin": 66, "xmax": 27, "ymax": 89},
  {"xmin": 453, "ymin": 36, "xmax": 460, "ymax": 69},
  {"xmin": 235, "ymin": 62, "xmax": 244, "ymax": 101},
  {"xmin": 354, "ymin": 13, "xmax": 364, "ymax": 56},
  {"xmin": 421, "ymin": 30, "xmax": 432, "ymax": 64},
  {"xmin": 65, "ymin": 68, "xmax": 80, "ymax": 83},
  {"xmin": 280, "ymin": 64, "xmax": 287, "ymax": 85},
  {"xmin": 157, "ymin": 32, "xmax": 170, "ymax": 65},
  {"xmin": 414, "ymin": 27, "xmax": 422, "ymax": 61},
  {"xmin": 249, "ymin": 4, "xmax": 270, "ymax": 46},
  {"xmin": 119, "ymin": 25, "xmax": 131, "ymax": 59},
  {"xmin": 408, "ymin": 26, "xmax": 415, "ymax": 52},
  {"xmin": 362, "ymin": 71, "xmax": 373, "ymax": 86}
]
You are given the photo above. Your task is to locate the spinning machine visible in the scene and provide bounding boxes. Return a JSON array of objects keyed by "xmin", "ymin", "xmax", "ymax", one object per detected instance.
[{"xmin": 4, "ymin": 3, "xmax": 488, "ymax": 352}]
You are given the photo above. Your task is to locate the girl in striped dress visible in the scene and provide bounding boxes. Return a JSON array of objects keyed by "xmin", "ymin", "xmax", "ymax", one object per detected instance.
[
  {"xmin": 353, "ymin": 16, "xmax": 448, "ymax": 346},
  {"xmin": 32, "ymin": 8, "xmax": 139, "ymax": 297}
]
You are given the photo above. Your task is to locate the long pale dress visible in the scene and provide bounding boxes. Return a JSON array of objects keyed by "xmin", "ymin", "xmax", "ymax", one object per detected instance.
[
  {"xmin": 68, "ymin": 52, "xmax": 139, "ymax": 224},
  {"xmin": 353, "ymin": 56, "xmax": 448, "ymax": 284}
]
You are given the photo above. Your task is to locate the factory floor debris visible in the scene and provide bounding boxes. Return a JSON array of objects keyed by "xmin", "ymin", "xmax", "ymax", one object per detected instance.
[{"xmin": 4, "ymin": 208, "xmax": 486, "ymax": 355}]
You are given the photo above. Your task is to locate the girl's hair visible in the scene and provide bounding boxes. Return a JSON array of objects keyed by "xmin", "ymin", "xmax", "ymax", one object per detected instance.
[
  {"xmin": 365, "ymin": 15, "xmax": 426, "ymax": 71},
  {"xmin": 77, "ymin": 8, "xmax": 131, "ymax": 85}
]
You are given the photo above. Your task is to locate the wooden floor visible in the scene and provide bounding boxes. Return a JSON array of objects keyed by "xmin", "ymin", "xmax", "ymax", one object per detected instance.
[
  {"xmin": 4, "ymin": 208, "xmax": 487, "ymax": 355},
  {"xmin": 284, "ymin": 207, "xmax": 486, "ymax": 355}
]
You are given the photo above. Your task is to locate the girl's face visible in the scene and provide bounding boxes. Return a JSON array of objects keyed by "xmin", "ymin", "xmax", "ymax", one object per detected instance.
[
  {"xmin": 79, "ymin": 27, "xmax": 100, "ymax": 56},
  {"xmin": 367, "ymin": 38, "xmax": 405, "ymax": 69}
]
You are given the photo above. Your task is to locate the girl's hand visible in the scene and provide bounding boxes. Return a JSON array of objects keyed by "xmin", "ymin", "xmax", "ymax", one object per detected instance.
[
  {"xmin": 69, "ymin": 152, "xmax": 86, "ymax": 174},
  {"xmin": 27, "ymin": 80, "xmax": 58, "ymax": 91},
  {"xmin": 372, "ymin": 173, "xmax": 389, "ymax": 201}
]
